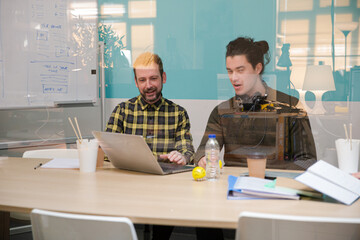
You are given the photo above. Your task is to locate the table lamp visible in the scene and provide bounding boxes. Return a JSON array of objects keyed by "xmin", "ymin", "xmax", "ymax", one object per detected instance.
[
  {"xmin": 336, "ymin": 22, "xmax": 358, "ymax": 71},
  {"xmin": 277, "ymin": 43, "xmax": 293, "ymax": 105},
  {"xmin": 302, "ymin": 65, "xmax": 336, "ymax": 114},
  {"xmin": 290, "ymin": 67, "xmax": 308, "ymax": 111},
  {"xmin": 290, "ymin": 66, "xmax": 307, "ymax": 110},
  {"xmin": 277, "ymin": 43, "xmax": 292, "ymax": 69}
]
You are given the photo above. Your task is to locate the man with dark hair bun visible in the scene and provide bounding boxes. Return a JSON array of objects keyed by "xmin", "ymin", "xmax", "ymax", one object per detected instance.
[{"xmin": 195, "ymin": 37, "xmax": 317, "ymax": 171}]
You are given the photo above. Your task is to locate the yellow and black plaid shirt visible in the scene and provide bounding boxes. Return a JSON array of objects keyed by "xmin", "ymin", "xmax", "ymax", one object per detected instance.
[{"xmin": 106, "ymin": 95, "xmax": 195, "ymax": 163}]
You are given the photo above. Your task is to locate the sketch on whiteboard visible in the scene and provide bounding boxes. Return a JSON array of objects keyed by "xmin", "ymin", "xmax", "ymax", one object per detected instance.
[
  {"xmin": 54, "ymin": 0, "xmax": 66, "ymax": 18},
  {"xmin": 0, "ymin": 0, "xmax": 98, "ymax": 108},
  {"xmin": 31, "ymin": 0, "xmax": 45, "ymax": 19},
  {"xmin": 36, "ymin": 30, "xmax": 48, "ymax": 41},
  {"xmin": 27, "ymin": 0, "xmax": 74, "ymax": 105},
  {"xmin": 29, "ymin": 60, "xmax": 74, "ymax": 97}
]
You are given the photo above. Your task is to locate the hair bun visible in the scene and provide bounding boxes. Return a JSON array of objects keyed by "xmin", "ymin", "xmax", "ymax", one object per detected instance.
[
  {"xmin": 254, "ymin": 41, "xmax": 269, "ymax": 54},
  {"xmin": 226, "ymin": 36, "xmax": 271, "ymax": 74}
]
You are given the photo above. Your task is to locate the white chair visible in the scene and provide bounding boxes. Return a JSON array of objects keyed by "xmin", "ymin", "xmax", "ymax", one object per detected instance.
[
  {"xmin": 10, "ymin": 149, "xmax": 78, "ymax": 235},
  {"xmin": 30, "ymin": 209, "xmax": 138, "ymax": 240},
  {"xmin": 22, "ymin": 149, "xmax": 78, "ymax": 159},
  {"xmin": 236, "ymin": 211, "xmax": 360, "ymax": 240}
]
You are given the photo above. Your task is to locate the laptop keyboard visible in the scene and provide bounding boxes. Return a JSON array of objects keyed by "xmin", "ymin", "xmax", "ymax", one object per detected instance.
[{"xmin": 159, "ymin": 162, "xmax": 194, "ymax": 173}]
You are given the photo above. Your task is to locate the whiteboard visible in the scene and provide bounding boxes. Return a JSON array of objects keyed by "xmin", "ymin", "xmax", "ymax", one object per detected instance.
[{"xmin": 0, "ymin": 0, "xmax": 98, "ymax": 108}]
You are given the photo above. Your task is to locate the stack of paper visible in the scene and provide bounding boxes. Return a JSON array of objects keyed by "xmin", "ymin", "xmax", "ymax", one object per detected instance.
[
  {"xmin": 295, "ymin": 160, "xmax": 360, "ymax": 205},
  {"xmin": 227, "ymin": 175, "xmax": 300, "ymax": 200},
  {"xmin": 41, "ymin": 158, "xmax": 80, "ymax": 169}
]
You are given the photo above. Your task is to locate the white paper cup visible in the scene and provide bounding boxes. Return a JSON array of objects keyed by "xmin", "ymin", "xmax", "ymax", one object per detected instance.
[
  {"xmin": 76, "ymin": 139, "xmax": 99, "ymax": 173},
  {"xmin": 335, "ymin": 138, "xmax": 360, "ymax": 173}
]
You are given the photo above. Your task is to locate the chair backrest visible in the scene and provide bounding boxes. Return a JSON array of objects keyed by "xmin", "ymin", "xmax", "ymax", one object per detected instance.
[
  {"xmin": 23, "ymin": 149, "xmax": 78, "ymax": 159},
  {"xmin": 30, "ymin": 209, "xmax": 138, "ymax": 240},
  {"xmin": 236, "ymin": 211, "xmax": 360, "ymax": 240},
  {"xmin": 11, "ymin": 149, "xmax": 79, "ymax": 221}
]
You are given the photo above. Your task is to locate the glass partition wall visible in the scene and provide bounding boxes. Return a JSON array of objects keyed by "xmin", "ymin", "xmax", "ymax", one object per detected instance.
[
  {"xmin": 97, "ymin": 0, "xmax": 359, "ymax": 169},
  {"xmin": 2, "ymin": 0, "xmax": 359, "ymax": 171}
]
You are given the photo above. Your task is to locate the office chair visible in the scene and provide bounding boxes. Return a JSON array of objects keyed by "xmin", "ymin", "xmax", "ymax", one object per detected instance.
[
  {"xmin": 22, "ymin": 149, "xmax": 78, "ymax": 159},
  {"xmin": 31, "ymin": 209, "xmax": 138, "ymax": 240},
  {"xmin": 10, "ymin": 149, "xmax": 78, "ymax": 236},
  {"xmin": 235, "ymin": 211, "xmax": 360, "ymax": 240}
]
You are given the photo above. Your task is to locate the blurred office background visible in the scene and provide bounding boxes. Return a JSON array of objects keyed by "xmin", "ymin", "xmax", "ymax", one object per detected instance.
[
  {"xmin": 1, "ymin": 0, "xmax": 359, "ymax": 170},
  {"xmin": 97, "ymin": 0, "xmax": 360, "ymax": 167},
  {"xmin": 4, "ymin": 1, "xmax": 359, "ymax": 239}
]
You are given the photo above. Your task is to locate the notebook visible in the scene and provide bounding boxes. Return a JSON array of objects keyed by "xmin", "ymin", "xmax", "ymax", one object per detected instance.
[{"xmin": 92, "ymin": 131, "xmax": 194, "ymax": 175}]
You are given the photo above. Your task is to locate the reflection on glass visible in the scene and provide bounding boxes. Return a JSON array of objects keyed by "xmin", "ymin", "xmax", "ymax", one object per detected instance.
[
  {"xmin": 290, "ymin": 66, "xmax": 307, "ymax": 106},
  {"xmin": 98, "ymin": 23, "xmax": 128, "ymax": 69},
  {"xmin": 128, "ymin": 1, "xmax": 157, "ymax": 19},
  {"xmin": 102, "ymin": 22, "xmax": 127, "ymax": 48},
  {"xmin": 279, "ymin": 19, "xmax": 309, "ymax": 67},
  {"xmin": 70, "ymin": 2, "xmax": 98, "ymax": 19},
  {"xmin": 302, "ymin": 65, "xmax": 336, "ymax": 114},
  {"xmin": 314, "ymin": 14, "xmax": 354, "ymax": 70},
  {"xmin": 131, "ymin": 25, "xmax": 154, "ymax": 61},
  {"xmin": 101, "ymin": 4, "xmax": 126, "ymax": 17},
  {"xmin": 93, "ymin": 0, "xmax": 360, "ymax": 167},
  {"xmin": 358, "ymin": 17, "xmax": 360, "ymax": 64},
  {"xmin": 314, "ymin": 15, "xmax": 332, "ymax": 66},
  {"xmin": 279, "ymin": 0, "xmax": 313, "ymax": 12},
  {"xmin": 320, "ymin": 0, "xmax": 350, "ymax": 7},
  {"xmin": 337, "ymin": 22, "xmax": 359, "ymax": 71}
]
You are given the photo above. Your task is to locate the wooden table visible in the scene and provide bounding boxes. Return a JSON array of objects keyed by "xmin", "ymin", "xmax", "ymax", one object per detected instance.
[{"xmin": 1, "ymin": 157, "xmax": 360, "ymax": 239}]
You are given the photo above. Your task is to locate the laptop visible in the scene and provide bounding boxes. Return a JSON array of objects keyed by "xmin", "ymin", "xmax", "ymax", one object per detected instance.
[{"xmin": 92, "ymin": 131, "xmax": 194, "ymax": 175}]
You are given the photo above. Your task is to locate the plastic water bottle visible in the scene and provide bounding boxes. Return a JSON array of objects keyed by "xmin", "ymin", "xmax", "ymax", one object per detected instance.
[{"xmin": 205, "ymin": 134, "xmax": 220, "ymax": 181}]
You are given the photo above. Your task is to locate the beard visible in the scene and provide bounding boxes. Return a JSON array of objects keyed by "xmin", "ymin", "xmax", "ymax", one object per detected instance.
[{"xmin": 141, "ymin": 86, "xmax": 162, "ymax": 104}]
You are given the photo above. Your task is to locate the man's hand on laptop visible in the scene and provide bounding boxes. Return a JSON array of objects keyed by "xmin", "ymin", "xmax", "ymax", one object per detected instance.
[
  {"xmin": 198, "ymin": 156, "xmax": 206, "ymax": 169},
  {"xmin": 159, "ymin": 151, "xmax": 186, "ymax": 166}
]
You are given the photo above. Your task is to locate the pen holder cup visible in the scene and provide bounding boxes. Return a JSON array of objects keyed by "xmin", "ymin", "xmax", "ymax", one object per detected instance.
[
  {"xmin": 335, "ymin": 139, "xmax": 360, "ymax": 173},
  {"xmin": 76, "ymin": 139, "xmax": 99, "ymax": 173}
]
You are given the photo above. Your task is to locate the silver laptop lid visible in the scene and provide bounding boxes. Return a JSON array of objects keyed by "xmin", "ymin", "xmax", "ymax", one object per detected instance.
[{"xmin": 92, "ymin": 131, "xmax": 165, "ymax": 175}]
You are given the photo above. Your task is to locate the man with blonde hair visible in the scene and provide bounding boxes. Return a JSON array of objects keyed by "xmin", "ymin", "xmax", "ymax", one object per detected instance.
[
  {"xmin": 105, "ymin": 52, "xmax": 195, "ymax": 239},
  {"xmin": 106, "ymin": 52, "xmax": 194, "ymax": 165}
]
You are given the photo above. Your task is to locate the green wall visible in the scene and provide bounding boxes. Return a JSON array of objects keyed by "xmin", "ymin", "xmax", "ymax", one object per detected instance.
[
  {"xmin": 98, "ymin": 0, "xmax": 277, "ymax": 100},
  {"xmin": 98, "ymin": 0, "xmax": 360, "ymax": 102}
]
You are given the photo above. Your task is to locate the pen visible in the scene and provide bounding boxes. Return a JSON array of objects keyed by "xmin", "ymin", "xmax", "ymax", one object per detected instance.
[{"xmin": 34, "ymin": 163, "xmax": 43, "ymax": 170}]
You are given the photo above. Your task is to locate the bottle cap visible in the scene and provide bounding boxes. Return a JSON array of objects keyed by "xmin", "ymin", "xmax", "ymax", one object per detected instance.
[{"xmin": 208, "ymin": 134, "xmax": 216, "ymax": 138}]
